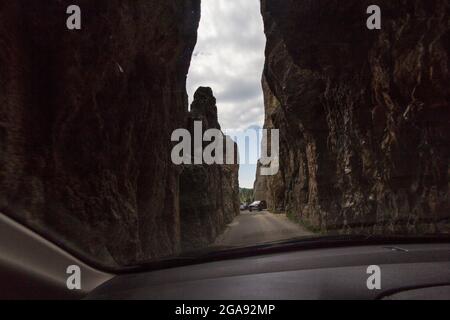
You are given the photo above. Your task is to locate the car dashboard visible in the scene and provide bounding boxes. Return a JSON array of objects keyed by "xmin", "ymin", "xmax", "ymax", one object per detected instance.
[{"xmin": 86, "ymin": 243, "xmax": 450, "ymax": 300}]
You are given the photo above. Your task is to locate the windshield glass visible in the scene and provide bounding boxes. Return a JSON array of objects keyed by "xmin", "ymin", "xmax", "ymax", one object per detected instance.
[{"xmin": 0, "ymin": 0, "xmax": 448, "ymax": 269}]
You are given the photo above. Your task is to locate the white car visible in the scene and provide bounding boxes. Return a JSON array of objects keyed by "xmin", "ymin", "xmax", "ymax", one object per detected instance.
[{"xmin": 248, "ymin": 201, "xmax": 267, "ymax": 212}]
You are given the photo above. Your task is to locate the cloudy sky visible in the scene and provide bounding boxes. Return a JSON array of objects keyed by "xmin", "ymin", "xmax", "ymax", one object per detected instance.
[{"xmin": 187, "ymin": 0, "xmax": 266, "ymax": 188}]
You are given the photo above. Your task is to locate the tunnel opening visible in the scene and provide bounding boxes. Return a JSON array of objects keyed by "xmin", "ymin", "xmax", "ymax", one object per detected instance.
[{"xmin": 180, "ymin": 0, "xmax": 267, "ymax": 251}]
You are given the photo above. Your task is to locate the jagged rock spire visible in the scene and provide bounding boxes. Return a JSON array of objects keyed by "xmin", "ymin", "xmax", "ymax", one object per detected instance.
[{"xmin": 190, "ymin": 86, "xmax": 220, "ymax": 130}]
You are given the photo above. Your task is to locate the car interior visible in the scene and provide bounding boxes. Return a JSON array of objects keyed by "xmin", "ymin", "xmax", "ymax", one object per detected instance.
[{"xmin": 0, "ymin": 0, "xmax": 448, "ymax": 306}]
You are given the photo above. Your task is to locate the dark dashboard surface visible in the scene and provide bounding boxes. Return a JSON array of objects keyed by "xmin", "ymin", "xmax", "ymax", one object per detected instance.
[{"xmin": 87, "ymin": 243, "xmax": 450, "ymax": 300}]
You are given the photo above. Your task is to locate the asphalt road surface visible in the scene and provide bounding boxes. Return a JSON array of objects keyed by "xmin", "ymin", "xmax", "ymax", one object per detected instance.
[{"xmin": 213, "ymin": 211, "xmax": 313, "ymax": 248}]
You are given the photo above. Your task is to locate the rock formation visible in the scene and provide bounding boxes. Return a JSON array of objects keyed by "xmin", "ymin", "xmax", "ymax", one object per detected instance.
[
  {"xmin": 253, "ymin": 77, "xmax": 280, "ymax": 210},
  {"xmin": 0, "ymin": 0, "xmax": 201, "ymax": 266},
  {"xmin": 255, "ymin": 0, "xmax": 449, "ymax": 233},
  {"xmin": 180, "ymin": 87, "xmax": 240, "ymax": 252}
]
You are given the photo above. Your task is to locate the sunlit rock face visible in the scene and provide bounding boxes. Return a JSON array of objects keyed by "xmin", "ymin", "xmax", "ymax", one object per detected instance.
[
  {"xmin": 180, "ymin": 87, "xmax": 240, "ymax": 252},
  {"xmin": 256, "ymin": 0, "xmax": 449, "ymax": 233},
  {"xmin": 253, "ymin": 76, "xmax": 282, "ymax": 211},
  {"xmin": 0, "ymin": 0, "xmax": 200, "ymax": 265}
]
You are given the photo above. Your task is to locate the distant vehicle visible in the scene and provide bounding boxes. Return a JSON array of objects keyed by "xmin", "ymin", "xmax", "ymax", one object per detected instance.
[
  {"xmin": 248, "ymin": 201, "xmax": 267, "ymax": 212},
  {"xmin": 240, "ymin": 203, "xmax": 248, "ymax": 211}
]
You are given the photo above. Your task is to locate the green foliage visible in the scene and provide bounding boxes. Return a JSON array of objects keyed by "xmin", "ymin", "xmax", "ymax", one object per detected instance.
[{"xmin": 239, "ymin": 188, "xmax": 253, "ymax": 204}]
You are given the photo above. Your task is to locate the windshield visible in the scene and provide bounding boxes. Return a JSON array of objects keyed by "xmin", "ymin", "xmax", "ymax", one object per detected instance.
[{"xmin": 0, "ymin": 0, "xmax": 448, "ymax": 270}]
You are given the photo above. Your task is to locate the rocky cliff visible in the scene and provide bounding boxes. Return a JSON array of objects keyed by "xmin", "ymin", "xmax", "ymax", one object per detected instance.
[
  {"xmin": 0, "ymin": 0, "xmax": 200, "ymax": 266},
  {"xmin": 180, "ymin": 87, "xmax": 240, "ymax": 251},
  {"xmin": 253, "ymin": 77, "xmax": 280, "ymax": 210},
  {"xmin": 255, "ymin": 0, "xmax": 449, "ymax": 233}
]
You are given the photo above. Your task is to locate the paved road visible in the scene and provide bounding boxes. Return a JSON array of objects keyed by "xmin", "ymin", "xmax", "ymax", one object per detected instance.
[{"xmin": 213, "ymin": 211, "xmax": 313, "ymax": 248}]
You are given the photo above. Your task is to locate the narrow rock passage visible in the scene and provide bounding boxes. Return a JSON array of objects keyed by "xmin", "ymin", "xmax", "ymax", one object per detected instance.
[{"xmin": 213, "ymin": 211, "xmax": 313, "ymax": 248}]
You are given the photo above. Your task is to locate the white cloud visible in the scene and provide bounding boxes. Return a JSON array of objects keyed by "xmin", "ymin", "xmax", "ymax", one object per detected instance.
[{"xmin": 187, "ymin": 0, "xmax": 266, "ymax": 132}]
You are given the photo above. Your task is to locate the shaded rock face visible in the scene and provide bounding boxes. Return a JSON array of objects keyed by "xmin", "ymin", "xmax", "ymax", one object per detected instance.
[
  {"xmin": 256, "ymin": 0, "xmax": 449, "ymax": 233},
  {"xmin": 180, "ymin": 87, "xmax": 240, "ymax": 252},
  {"xmin": 0, "ymin": 0, "xmax": 200, "ymax": 265}
]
